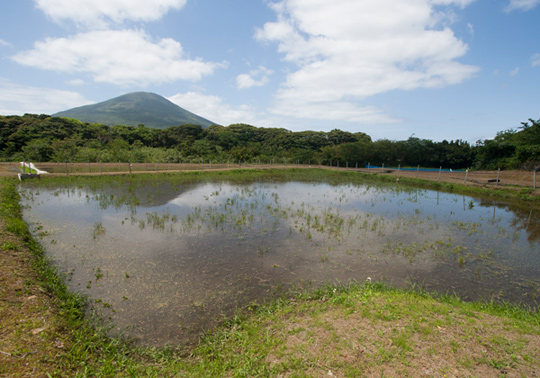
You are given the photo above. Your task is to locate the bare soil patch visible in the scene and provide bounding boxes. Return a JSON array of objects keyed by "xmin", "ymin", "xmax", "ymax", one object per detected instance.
[
  {"xmin": 0, "ymin": 193, "xmax": 70, "ymax": 377},
  {"xmin": 267, "ymin": 296, "xmax": 540, "ymax": 377},
  {"xmin": 372, "ymin": 167, "xmax": 539, "ymax": 193}
]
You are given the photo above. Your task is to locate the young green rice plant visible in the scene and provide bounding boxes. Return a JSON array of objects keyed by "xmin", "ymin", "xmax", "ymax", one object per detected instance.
[
  {"xmin": 146, "ymin": 212, "xmax": 169, "ymax": 230},
  {"xmin": 257, "ymin": 244, "xmax": 270, "ymax": 257},
  {"xmin": 92, "ymin": 221, "xmax": 106, "ymax": 239},
  {"xmin": 458, "ymin": 255, "xmax": 466, "ymax": 267},
  {"xmin": 94, "ymin": 267, "xmax": 103, "ymax": 280}
]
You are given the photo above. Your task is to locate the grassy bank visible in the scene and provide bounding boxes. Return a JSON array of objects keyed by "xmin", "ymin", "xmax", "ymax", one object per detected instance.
[{"xmin": 2, "ymin": 171, "xmax": 540, "ymax": 377}]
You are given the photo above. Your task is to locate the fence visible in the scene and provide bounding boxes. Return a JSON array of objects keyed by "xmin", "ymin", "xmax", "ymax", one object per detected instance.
[
  {"xmin": 365, "ymin": 164, "xmax": 537, "ymax": 190},
  {"xmin": 3, "ymin": 160, "xmax": 538, "ymax": 190},
  {"xmin": 11, "ymin": 160, "xmax": 302, "ymax": 175}
]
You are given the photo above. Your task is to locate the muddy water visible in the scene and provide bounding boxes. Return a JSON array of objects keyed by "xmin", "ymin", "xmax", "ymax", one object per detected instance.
[{"xmin": 21, "ymin": 180, "xmax": 540, "ymax": 346}]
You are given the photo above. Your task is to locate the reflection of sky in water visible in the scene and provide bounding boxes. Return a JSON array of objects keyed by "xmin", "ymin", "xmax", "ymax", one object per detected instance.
[
  {"xmin": 168, "ymin": 183, "xmax": 237, "ymax": 208},
  {"xmin": 20, "ymin": 180, "xmax": 540, "ymax": 346}
]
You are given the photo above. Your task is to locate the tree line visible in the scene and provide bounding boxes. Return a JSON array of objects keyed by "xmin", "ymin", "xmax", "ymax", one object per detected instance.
[{"xmin": 1, "ymin": 114, "xmax": 539, "ymax": 170}]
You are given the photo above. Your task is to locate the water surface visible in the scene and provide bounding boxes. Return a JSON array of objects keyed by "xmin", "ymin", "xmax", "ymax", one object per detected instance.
[{"xmin": 21, "ymin": 178, "xmax": 540, "ymax": 346}]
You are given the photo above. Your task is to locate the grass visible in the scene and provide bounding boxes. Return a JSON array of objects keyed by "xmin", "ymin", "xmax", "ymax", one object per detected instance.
[{"xmin": 2, "ymin": 170, "xmax": 540, "ymax": 376}]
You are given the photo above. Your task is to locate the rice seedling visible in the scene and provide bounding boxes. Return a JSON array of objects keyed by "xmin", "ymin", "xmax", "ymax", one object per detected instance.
[{"xmin": 92, "ymin": 221, "xmax": 106, "ymax": 239}]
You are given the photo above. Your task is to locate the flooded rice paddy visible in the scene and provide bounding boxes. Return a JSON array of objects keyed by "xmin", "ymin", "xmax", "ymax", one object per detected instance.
[{"xmin": 20, "ymin": 176, "xmax": 540, "ymax": 346}]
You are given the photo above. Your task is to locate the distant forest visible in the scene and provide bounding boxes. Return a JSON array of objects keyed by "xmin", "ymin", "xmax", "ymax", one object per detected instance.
[{"xmin": 1, "ymin": 114, "xmax": 539, "ymax": 170}]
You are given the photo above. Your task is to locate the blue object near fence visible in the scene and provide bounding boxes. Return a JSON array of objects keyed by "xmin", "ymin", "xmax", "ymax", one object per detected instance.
[{"xmin": 365, "ymin": 165, "xmax": 465, "ymax": 172}]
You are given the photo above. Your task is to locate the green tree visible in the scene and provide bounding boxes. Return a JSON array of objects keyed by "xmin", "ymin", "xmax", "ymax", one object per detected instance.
[
  {"xmin": 22, "ymin": 139, "xmax": 53, "ymax": 162},
  {"xmin": 106, "ymin": 138, "xmax": 131, "ymax": 161},
  {"xmin": 51, "ymin": 139, "xmax": 79, "ymax": 162}
]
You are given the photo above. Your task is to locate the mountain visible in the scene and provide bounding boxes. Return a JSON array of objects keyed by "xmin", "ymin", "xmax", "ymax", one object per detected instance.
[{"xmin": 53, "ymin": 92, "xmax": 216, "ymax": 129}]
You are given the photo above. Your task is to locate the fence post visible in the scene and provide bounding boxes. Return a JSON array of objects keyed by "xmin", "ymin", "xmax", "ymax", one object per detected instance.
[
  {"xmin": 496, "ymin": 168, "xmax": 500, "ymax": 186},
  {"xmin": 57, "ymin": 161, "xmax": 60, "ymax": 174},
  {"xmin": 381, "ymin": 163, "xmax": 384, "ymax": 173},
  {"xmin": 65, "ymin": 161, "xmax": 69, "ymax": 176},
  {"xmin": 367, "ymin": 163, "xmax": 370, "ymax": 171},
  {"xmin": 129, "ymin": 162, "xmax": 132, "ymax": 174},
  {"xmin": 438, "ymin": 166, "xmax": 442, "ymax": 181},
  {"xmin": 88, "ymin": 161, "xmax": 91, "ymax": 173},
  {"xmin": 464, "ymin": 168, "xmax": 469, "ymax": 184}
]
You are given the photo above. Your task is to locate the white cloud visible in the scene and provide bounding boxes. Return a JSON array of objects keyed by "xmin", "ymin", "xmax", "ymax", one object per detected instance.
[
  {"xmin": 431, "ymin": 0, "xmax": 475, "ymax": 6},
  {"xmin": 270, "ymin": 98, "xmax": 399, "ymax": 124},
  {"xmin": 0, "ymin": 39, "xmax": 11, "ymax": 47},
  {"xmin": 505, "ymin": 0, "xmax": 540, "ymax": 11},
  {"xmin": 12, "ymin": 29, "xmax": 225, "ymax": 86},
  {"xmin": 34, "ymin": 0, "xmax": 186, "ymax": 27},
  {"xmin": 168, "ymin": 92, "xmax": 267, "ymax": 126},
  {"xmin": 167, "ymin": 91, "xmax": 397, "ymax": 129},
  {"xmin": 67, "ymin": 78, "xmax": 85, "ymax": 86},
  {"xmin": 532, "ymin": 53, "xmax": 540, "ymax": 67},
  {"xmin": 256, "ymin": 0, "xmax": 478, "ymax": 123},
  {"xmin": 0, "ymin": 80, "xmax": 92, "ymax": 115},
  {"xmin": 510, "ymin": 67, "xmax": 520, "ymax": 76},
  {"xmin": 467, "ymin": 23, "xmax": 474, "ymax": 38},
  {"xmin": 236, "ymin": 66, "xmax": 274, "ymax": 89}
]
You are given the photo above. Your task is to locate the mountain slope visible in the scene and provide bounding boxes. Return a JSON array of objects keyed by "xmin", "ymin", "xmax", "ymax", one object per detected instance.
[{"xmin": 53, "ymin": 92, "xmax": 216, "ymax": 129}]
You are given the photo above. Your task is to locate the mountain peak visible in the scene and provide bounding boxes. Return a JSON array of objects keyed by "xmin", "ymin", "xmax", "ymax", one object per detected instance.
[{"xmin": 53, "ymin": 92, "xmax": 216, "ymax": 129}]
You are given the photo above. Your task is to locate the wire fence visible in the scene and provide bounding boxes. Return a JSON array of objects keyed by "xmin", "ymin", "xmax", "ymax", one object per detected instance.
[
  {"xmin": 365, "ymin": 164, "xmax": 537, "ymax": 190},
  {"xmin": 4, "ymin": 160, "xmax": 538, "ymax": 190}
]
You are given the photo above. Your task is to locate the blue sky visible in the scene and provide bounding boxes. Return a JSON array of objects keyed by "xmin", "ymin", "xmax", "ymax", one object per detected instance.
[{"xmin": 1, "ymin": 0, "xmax": 539, "ymax": 143}]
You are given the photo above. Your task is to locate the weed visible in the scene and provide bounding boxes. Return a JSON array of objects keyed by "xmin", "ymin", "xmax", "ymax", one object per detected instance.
[{"xmin": 1, "ymin": 241, "xmax": 18, "ymax": 251}]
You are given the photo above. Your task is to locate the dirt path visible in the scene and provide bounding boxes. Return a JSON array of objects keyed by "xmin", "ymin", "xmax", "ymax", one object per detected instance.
[{"xmin": 0, "ymin": 186, "xmax": 71, "ymax": 377}]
